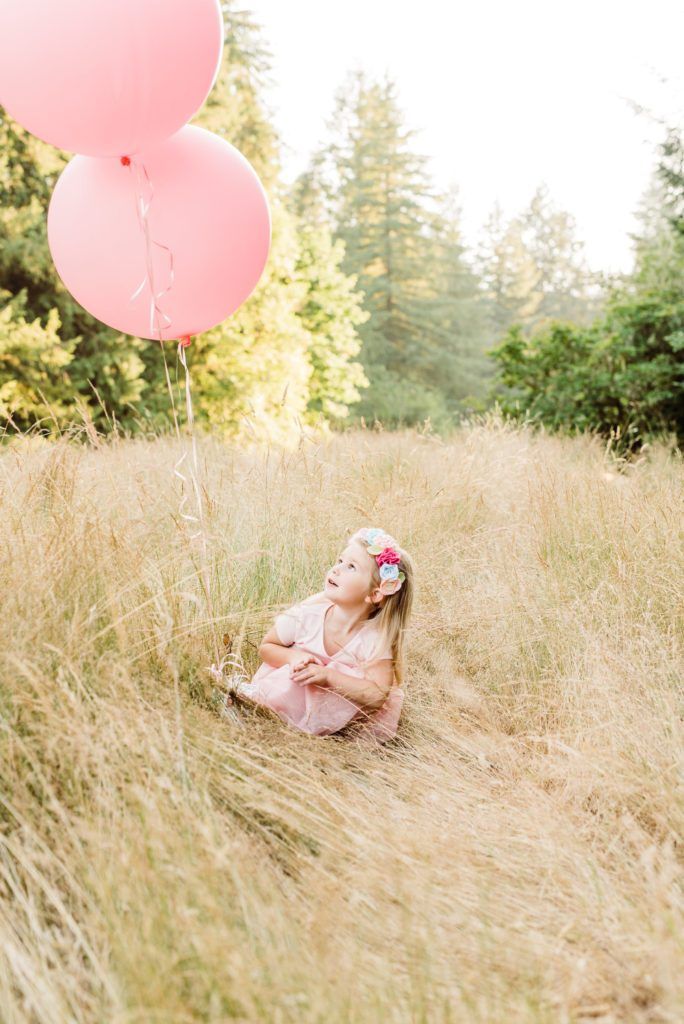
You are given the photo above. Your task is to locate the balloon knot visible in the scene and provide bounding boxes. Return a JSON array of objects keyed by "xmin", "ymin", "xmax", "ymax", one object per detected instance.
[
  {"xmin": 120, "ymin": 155, "xmax": 131, "ymax": 166},
  {"xmin": 180, "ymin": 335, "xmax": 192, "ymax": 348}
]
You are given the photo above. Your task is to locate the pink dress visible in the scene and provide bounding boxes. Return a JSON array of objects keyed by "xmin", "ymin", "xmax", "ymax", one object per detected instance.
[{"xmin": 236, "ymin": 597, "xmax": 404, "ymax": 742}]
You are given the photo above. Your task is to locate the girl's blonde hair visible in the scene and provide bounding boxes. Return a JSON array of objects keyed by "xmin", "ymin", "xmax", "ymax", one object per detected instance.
[{"xmin": 348, "ymin": 529, "xmax": 414, "ymax": 687}]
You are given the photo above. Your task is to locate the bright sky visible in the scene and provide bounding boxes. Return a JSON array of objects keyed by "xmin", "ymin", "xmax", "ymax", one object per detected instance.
[{"xmin": 245, "ymin": 0, "xmax": 684, "ymax": 276}]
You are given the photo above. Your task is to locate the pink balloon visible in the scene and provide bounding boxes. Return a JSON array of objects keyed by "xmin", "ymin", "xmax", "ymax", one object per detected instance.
[
  {"xmin": 0, "ymin": 0, "xmax": 223, "ymax": 157},
  {"xmin": 47, "ymin": 126, "xmax": 272, "ymax": 340}
]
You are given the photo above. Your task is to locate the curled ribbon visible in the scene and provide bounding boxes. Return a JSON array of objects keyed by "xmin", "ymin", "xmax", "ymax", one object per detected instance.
[
  {"xmin": 122, "ymin": 154, "xmax": 231, "ymax": 698},
  {"xmin": 175, "ymin": 336, "xmax": 202, "ymax": 541},
  {"xmin": 122, "ymin": 154, "xmax": 174, "ymax": 339}
]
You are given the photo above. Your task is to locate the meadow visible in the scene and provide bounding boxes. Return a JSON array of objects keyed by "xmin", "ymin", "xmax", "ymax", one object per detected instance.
[{"xmin": 0, "ymin": 411, "xmax": 682, "ymax": 1023}]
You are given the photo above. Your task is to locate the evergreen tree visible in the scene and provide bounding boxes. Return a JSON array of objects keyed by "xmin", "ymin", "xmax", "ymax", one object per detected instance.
[
  {"xmin": 630, "ymin": 140, "xmax": 684, "ymax": 295},
  {"xmin": 475, "ymin": 202, "xmax": 542, "ymax": 340},
  {"xmin": 330, "ymin": 70, "xmax": 437, "ymax": 371},
  {"xmin": 288, "ymin": 159, "xmax": 370, "ymax": 425},
  {"xmin": 420, "ymin": 183, "xmax": 494, "ymax": 410},
  {"xmin": 517, "ymin": 183, "xmax": 605, "ymax": 329},
  {"xmin": 288, "ymin": 153, "xmax": 330, "ymax": 229},
  {"xmin": 316, "ymin": 68, "xmax": 488, "ymax": 429},
  {"xmin": 657, "ymin": 125, "xmax": 684, "ymax": 237},
  {"xmin": 476, "ymin": 186, "xmax": 605, "ymax": 346}
]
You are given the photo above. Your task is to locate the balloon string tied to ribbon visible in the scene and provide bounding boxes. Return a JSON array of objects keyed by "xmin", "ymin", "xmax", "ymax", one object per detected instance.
[{"xmin": 122, "ymin": 153, "xmax": 227, "ymax": 689}]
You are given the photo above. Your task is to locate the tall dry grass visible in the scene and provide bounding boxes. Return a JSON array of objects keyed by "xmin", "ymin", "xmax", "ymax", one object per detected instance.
[{"xmin": 0, "ymin": 411, "xmax": 682, "ymax": 1023}]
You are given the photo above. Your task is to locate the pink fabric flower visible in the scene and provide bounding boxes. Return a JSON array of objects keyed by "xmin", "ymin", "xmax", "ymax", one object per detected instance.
[{"xmin": 376, "ymin": 548, "xmax": 401, "ymax": 568}]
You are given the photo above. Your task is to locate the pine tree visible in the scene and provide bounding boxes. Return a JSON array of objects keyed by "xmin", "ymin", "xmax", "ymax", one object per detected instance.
[
  {"xmin": 476, "ymin": 187, "xmax": 606, "ymax": 347},
  {"xmin": 630, "ymin": 139, "xmax": 684, "ymax": 295},
  {"xmin": 288, "ymin": 153, "xmax": 330, "ymax": 229},
  {"xmin": 657, "ymin": 126, "xmax": 684, "ymax": 237},
  {"xmin": 318, "ymin": 68, "xmax": 488, "ymax": 429},
  {"xmin": 423, "ymin": 184, "xmax": 496, "ymax": 409},
  {"xmin": 517, "ymin": 183, "xmax": 605, "ymax": 329},
  {"xmin": 293, "ymin": 221, "xmax": 370, "ymax": 427},
  {"xmin": 287, "ymin": 160, "xmax": 370, "ymax": 427},
  {"xmin": 475, "ymin": 202, "xmax": 542, "ymax": 340},
  {"xmin": 331, "ymin": 71, "xmax": 437, "ymax": 366}
]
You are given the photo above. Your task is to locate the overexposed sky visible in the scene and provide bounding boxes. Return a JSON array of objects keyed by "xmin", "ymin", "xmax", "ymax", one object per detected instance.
[{"xmin": 245, "ymin": 0, "xmax": 684, "ymax": 275}]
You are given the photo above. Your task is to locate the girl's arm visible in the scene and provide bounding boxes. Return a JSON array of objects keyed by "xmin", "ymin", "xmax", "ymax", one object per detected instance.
[
  {"xmin": 257, "ymin": 624, "xmax": 303, "ymax": 670},
  {"xmin": 325, "ymin": 661, "xmax": 394, "ymax": 713}
]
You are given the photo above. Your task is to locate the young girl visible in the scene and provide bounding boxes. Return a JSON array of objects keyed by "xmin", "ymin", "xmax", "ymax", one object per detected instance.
[{"xmin": 233, "ymin": 527, "xmax": 413, "ymax": 742}]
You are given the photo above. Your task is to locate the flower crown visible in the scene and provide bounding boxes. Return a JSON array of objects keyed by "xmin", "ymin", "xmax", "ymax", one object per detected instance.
[{"xmin": 354, "ymin": 527, "xmax": 406, "ymax": 596}]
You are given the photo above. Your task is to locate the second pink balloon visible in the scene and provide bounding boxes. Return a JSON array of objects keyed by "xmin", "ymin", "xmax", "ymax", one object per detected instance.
[{"xmin": 47, "ymin": 125, "xmax": 272, "ymax": 341}]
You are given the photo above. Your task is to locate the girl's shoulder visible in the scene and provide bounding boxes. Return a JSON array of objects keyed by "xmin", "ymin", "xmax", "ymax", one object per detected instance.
[{"xmin": 274, "ymin": 593, "xmax": 327, "ymax": 646}]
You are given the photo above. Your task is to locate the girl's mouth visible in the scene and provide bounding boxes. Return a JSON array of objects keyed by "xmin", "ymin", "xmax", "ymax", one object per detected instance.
[{"xmin": 327, "ymin": 577, "xmax": 338, "ymax": 587}]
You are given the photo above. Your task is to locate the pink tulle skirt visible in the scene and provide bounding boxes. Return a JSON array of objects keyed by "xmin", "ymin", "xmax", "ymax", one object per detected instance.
[{"xmin": 236, "ymin": 661, "xmax": 403, "ymax": 742}]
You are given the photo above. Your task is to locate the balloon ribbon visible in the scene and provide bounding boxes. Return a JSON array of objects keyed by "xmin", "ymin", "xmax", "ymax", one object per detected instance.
[{"xmin": 122, "ymin": 153, "xmax": 231, "ymax": 702}]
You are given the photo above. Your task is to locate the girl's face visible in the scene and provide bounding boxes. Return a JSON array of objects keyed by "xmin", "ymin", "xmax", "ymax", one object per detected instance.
[{"xmin": 325, "ymin": 541, "xmax": 378, "ymax": 605}]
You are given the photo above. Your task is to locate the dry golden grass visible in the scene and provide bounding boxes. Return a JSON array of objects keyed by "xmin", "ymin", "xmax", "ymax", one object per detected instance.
[{"xmin": 0, "ymin": 411, "xmax": 682, "ymax": 1023}]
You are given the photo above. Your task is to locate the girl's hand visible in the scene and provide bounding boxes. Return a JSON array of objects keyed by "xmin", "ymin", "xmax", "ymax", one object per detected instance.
[
  {"xmin": 290, "ymin": 657, "xmax": 329, "ymax": 687},
  {"xmin": 289, "ymin": 652, "xmax": 324, "ymax": 672}
]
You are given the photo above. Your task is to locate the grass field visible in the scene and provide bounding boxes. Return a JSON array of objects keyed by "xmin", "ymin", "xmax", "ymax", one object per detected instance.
[{"xmin": 0, "ymin": 412, "xmax": 682, "ymax": 1023}]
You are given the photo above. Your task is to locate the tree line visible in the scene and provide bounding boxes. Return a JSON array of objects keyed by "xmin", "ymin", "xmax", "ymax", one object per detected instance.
[{"xmin": 1, "ymin": 1, "xmax": 679, "ymax": 448}]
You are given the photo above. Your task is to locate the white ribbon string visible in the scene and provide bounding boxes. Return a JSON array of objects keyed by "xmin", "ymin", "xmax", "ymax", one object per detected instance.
[
  {"xmin": 129, "ymin": 158, "xmax": 174, "ymax": 337},
  {"xmin": 124, "ymin": 154, "xmax": 228, "ymax": 693}
]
